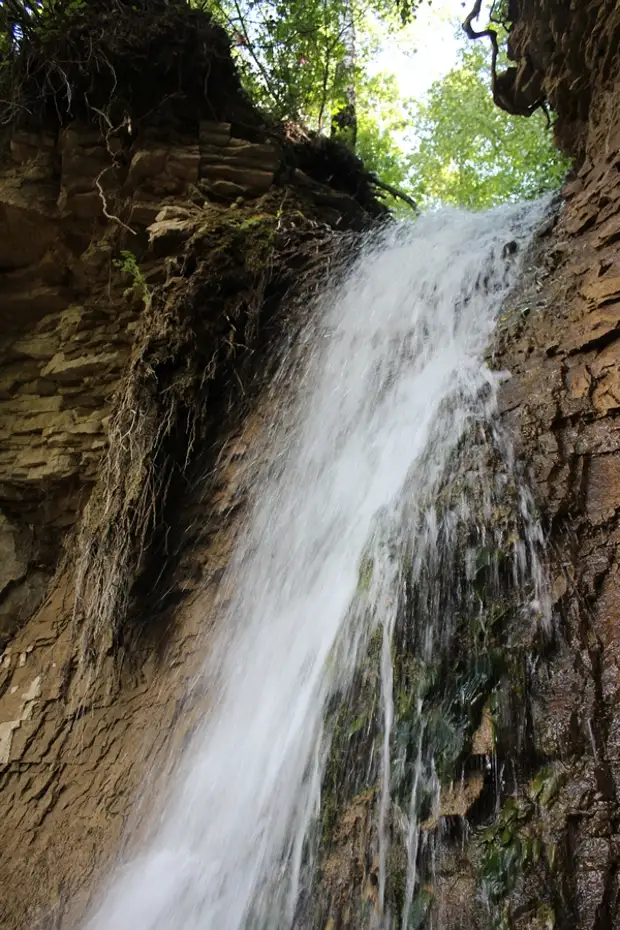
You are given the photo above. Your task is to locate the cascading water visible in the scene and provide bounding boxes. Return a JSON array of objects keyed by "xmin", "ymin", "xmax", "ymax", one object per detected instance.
[{"xmin": 86, "ymin": 200, "xmax": 550, "ymax": 930}]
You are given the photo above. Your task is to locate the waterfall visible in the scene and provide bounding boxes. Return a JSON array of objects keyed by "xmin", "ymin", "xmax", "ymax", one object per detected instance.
[{"xmin": 85, "ymin": 201, "xmax": 550, "ymax": 930}]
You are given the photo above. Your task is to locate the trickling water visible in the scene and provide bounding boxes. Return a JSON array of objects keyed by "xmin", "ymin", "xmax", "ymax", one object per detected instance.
[{"xmin": 86, "ymin": 201, "xmax": 550, "ymax": 930}]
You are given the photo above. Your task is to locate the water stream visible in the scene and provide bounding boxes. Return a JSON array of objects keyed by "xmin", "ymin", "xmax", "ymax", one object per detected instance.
[{"xmin": 86, "ymin": 201, "xmax": 550, "ymax": 930}]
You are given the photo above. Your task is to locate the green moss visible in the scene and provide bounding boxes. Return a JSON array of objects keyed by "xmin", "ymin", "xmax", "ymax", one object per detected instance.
[
  {"xmin": 319, "ymin": 625, "xmax": 382, "ymax": 848},
  {"xmin": 479, "ymin": 796, "xmax": 541, "ymax": 907},
  {"xmin": 408, "ymin": 889, "xmax": 434, "ymax": 930},
  {"xmin": 190, "ymin": 203, "xmax": 279, "ymax": 277},
  {"xmin": 357, "ymin": 556, "xmax": 374, "ymax": 591},
  {"xmin": 385, "ymin": 844, "xmax": 408, "ymax": 917},
  {"xmin": 528, "ymin": 764, "xmax": 567, "ymax": 808},
  {"xmin": 535, "ymin": 903, "xmax": 557, "ymax": 930},
  {"xmin": 310, "ymin": 426, "xmax": 548, "ymax": 929}
]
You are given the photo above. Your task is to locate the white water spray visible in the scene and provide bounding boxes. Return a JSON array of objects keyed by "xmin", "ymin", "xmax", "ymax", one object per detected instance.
[{"xmin": 86, "ymin": 201, "xmax": 549, "ymax": 930}]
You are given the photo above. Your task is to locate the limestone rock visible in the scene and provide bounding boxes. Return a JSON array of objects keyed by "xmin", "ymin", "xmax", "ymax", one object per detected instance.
[
  {"xmin": 41, "ymin": 351, "xmax": 119, "ymax": 383},
  {"xmin": 167, "ymin": 147, "xmax": 200, "ymax": 184},
  {"xmin": 565, "ymin": 307, "xmax": 620, "ymax": 354},
  {"xmin": 148, "ymin": 209, "xmax": 197, "ymax": 255},
  {"xmin": 594, "ymin": 213, "xmax": 620, "ymax": 249},
  {"xmin": 130, "ymin": 199, "xmax": 165, "ymax": 227},
  {"xmin": 439, "ymin": 772, "xmax": 485, "ymax": 819},
  {"xmin": 206, "ymin": 179, "xmax": 247, "ymax": 200},
  {"xmin": 0, "ymin": 182, "xmax": 58, "ymax": 270},
  {"xmin": 580, "ymin": 274, "xmax": 620, "ymax": 304},
  {"xmin": 0, "ymin": 572, "xmax": 48, "ymax": 648},
  {"xmin": 471, "ymin": 706, "xmax": 494, "ymax": 756},
  {"xmin": 200, "ymin": 140, "xmax": 280, "ymax": 172},
  {"xmin": 60, "ymin": 122, "xmax": 104, "ymax": 151},
  {"xmin": 60, "ymin": 148, "xmax": 111, "ymax": 196},
  {"xmin": 1, "ymin": 283, "xmax": 69, "ymax": 329},
  {"xmin": 127, "ymin": 148, "xmax": 169, "ymax": 189},
  {"xmin": 60, "ymin": 191, "xmax": 103, "ymax": 219},
  {"xmin": 585, "ymin": 454, "xmax": 620, "ymax": 525},
  {"xmin": 10, "ymin": 130, "xmax": 55, "ymax": 165},
  {"xmin": 199, "ymin": 121, "xmax": 231, "ymax": 146}
]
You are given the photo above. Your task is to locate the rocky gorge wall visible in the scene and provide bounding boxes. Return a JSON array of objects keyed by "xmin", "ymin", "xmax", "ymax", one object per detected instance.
[
  {"xmin": 296, "ymin": 4, "xmax": 620, "ymax": 930},
  {"xmin": 491, "ymin": 2, "xmax": 620, "ymax": 926},
  {"xmin": 0, "ymin": 11, "xmax": 385, "ymax": 923},
  {"xmin": 3, "ymin": 1, "xmax": 620, "ymax": 929}
]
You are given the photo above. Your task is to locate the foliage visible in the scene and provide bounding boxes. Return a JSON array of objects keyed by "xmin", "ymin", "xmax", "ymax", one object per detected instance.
[
  {"xmin": 114, "ymin": 249, "xmax": 152, "ymax": 309},
  {"xmin": 0, "ymin": 0, "xmax": 257, "ymax": 129},
  {"xmin": 201, "ymin": 0, "xmax": 568, "ymax": 210},
  {"xmin": 355, "ymin": 70, "xmax": 413, "ymax": 204},
  {"xmin": 403, "ymin": 41, "xmax": 569, "ymax": 209},
  {"xmin": 480, "ymin": 796, "xmax": 537, "ymax": 905},
  {"xmin": 203, "ymin": 0, "xmax": 422, "ymax": 129}
]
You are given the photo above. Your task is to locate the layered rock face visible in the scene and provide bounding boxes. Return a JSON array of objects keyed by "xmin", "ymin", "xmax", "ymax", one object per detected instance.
[
  {"xmin": 490, "ymin": 3, "xmax": 620, "ymax": 927},
  {"xmin": 0, "ymin": 12, "xmax": 383, "ymax": 926},
  {"xmin": 3, "ymin": 2, "xmax": 620, "ymax": 930},
  {"xmin": 0, "ymin": 118, "xmax": 285, "ymax": 645},
  {"xmin": 300, "ymin": 6, "xmax": 620, "ymax": 930}
]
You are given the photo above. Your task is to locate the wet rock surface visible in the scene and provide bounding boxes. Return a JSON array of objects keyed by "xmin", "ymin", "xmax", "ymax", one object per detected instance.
[
  {"xmin": 299, "ymin": 4, "xmax": 620, "ymax": 928},
  {"xmin": 479, "ymin": 5, "xmax": 620, "ymax": 925},
  {"xmin": 2, "ymin": 1, "xmax": 620, "ymax": 927}
]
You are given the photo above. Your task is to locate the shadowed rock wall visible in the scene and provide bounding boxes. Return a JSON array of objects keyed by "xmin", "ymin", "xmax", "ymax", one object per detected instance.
[
  {"xmin": 4, "ymin": 1, "xmax": 620, "ymax": 928},
  {"xmin": 0, "ymin": 75, "xmax": 383, "ymax": 930}
]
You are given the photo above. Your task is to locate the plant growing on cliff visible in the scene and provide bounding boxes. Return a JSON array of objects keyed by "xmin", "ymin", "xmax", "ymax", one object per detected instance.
[
  {"xmin": 203, "ymin": 0, "xmax": 424, "ymax": 131},
  {"xmin": 0, "ymin": 0, "xmax": 255, "ymax": 130},
  {"xmin": 114, "ymin": 250, "xmax": 152, "ymax": 309},
  {"xmin": 0, "ymin": 0, "xmax": 569, "ymax": 211}
]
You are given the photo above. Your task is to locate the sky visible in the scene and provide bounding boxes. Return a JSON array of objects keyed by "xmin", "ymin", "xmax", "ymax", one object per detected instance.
[{"xmin": 371, "ymin": 0, "xmax": 490, "ymax": 99}]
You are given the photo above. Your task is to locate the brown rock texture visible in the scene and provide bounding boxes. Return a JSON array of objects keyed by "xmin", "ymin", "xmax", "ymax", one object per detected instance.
[
  {"xmin": 474, "ymin": 2, "xmax": 620, "ymax": 927},
  {"xmin": 299, "ymin": 5, "xmax": 620, "ymax": 930},
  {"xmin": 4, "ymin": 2, "xmax": 620, "ymax": 929},
  {"xmin": 502, "ymin": 0, "xmax": 620, "ymax": 161},
  {"xmin": 0, "ymin": 9, "xmax": 385, "ymax": 927}
]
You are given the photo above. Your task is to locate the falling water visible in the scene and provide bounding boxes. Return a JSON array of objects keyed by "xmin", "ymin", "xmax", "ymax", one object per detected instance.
[{"xmin": 86, "ymin": 200, "xmax": 551, "ymax": 930}]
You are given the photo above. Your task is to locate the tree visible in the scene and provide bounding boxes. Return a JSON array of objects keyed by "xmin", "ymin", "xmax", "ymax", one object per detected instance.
[
  {"xmin": 203, "ymin": 0, "xmax": 414, "ymax": 131},
  {"xmin": 204, "ymin": 1, "xmax": 568, "ymax": 211},
  {"xmin": 1, "ymin": 1, "xmax": 569, "ymax": 211},
  {"xmin": 398, "ymin": 41, "xmax": 569, "ymax": 210}
]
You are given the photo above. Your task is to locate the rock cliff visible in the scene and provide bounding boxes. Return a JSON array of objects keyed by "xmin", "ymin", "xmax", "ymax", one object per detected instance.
[
  {"xmin": 491, "ymin": 3, "xmax": 620, "ymax": 926},
  {"xmin": 298, "ymin": 4, "xmax": 620, "ymax": 929},
  {"xmin": 2, "ymin": 1, "xmax": 620, "ymax": 929},
  {"xmin": 0, "ymin": 5, "xmax": 384, "ymax": 927}
]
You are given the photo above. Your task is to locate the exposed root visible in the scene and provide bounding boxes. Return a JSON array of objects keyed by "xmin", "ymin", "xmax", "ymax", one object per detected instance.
[
  {"xmin": 72, "ymin": 193, "xmax": 351, "ymax": 675},
  {"xmin": 0, "ymin": 0, "xmax": 260, "ymax": 131},
  {"xmin": 463, "ymin": 0, "xmax": 546, "ymax": 118},
  {"xmin": 95, "ymin": 167, "xmax": 137, "ymax": 235}
]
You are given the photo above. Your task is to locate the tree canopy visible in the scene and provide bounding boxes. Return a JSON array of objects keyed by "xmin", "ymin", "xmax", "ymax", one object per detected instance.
[
  {"xmin": 392, "ymin": 42, "xmax": 569, "ymax": 210},
  {"xmin": 205, "ymin": 0, "xmax": 568, "ymax": 210}
]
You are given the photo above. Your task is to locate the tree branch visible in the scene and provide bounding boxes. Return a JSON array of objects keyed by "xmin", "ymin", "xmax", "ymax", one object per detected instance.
[
  {"xmin": 463, "ymin": 0, "xmax": 545, "ymax": 118},
  {"xmin": 369, "ymin": 176, "xmax": 420, "ymax": 214},
  {"xmin": 230, "ymin": 0, "xmax": 283, "ymax": 110},
  {"xmin": 317, "ymin": 0, "xmax": 331, "ymax": 132},
  {"xmin": 463, "ymin": 0, "xmax": 500, "ymax": 80}
]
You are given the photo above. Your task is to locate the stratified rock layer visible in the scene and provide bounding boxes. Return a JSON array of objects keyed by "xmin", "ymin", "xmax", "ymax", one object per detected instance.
[
  {"xmin": 0, "ymin": 93, "xmax": 381, "ymax": 930},
  {"xmin": 476, "ymin": 2, "xmax": 620, "ymax": 926},
  {"xmin": 300, "ymin": 5, "xmax": 620, "ymax": 929},
  {"xmin": 3, "ymin": 2, "xmax": 620, "ymax": 928}
]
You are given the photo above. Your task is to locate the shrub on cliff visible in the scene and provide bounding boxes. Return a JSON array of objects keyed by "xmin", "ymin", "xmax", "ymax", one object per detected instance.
[{"xmin": 0, "ymin": 0, "xmax": 260, "ymax": 130}]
